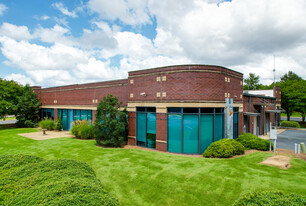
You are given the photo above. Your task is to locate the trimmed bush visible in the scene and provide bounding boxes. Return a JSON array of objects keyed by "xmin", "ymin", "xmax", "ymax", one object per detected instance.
[
  {"xmin": 0, "ymin": 154, "xmax": 119, "ymax": 205},
  {"xmin": 55, "ymin": 117, "xmax": 63, "ymax": 131},
  {"xmin": 71, "ymin": 120, "xmax": 94, "ymax": 139},
  {"xmin": 39, "ymin": 119, "xmax": 55, "ymax": 130},
  {"xmin": 24, "ymin": 120, "xmax": 37, "ymax": 128},
  {"xmin": 237, "ymin": 133, "xmax": 272, "ymax": 151},
  {"xmin": 281, "ymin": 120, "xmax": 300, "ymax": 128},
  {"xmin": 203, "ymin": 139, "xmax": 245, "ymax": 158},
  {"xmin": 233, "ymin": 191, "xmax": 306, "ymax": 206}
]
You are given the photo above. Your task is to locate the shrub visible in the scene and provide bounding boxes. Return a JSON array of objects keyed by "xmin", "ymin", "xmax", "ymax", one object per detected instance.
[
  {"xmin": 39, "ymin": 119, "xmax": 55, "ymax": 130},
  {"xmin": 0, "ymin": 154, "xmax": 119, "ymax": 205},
  {"xmin": 233, "ymin": 191, "xmax": 306, "ymax": 206},
  {"xmin": 203, "ymin": 139, "xmax": 245, "ymax": 158},
  {"xmin": 237, "ymin": 133, "xmax": 272, "ymax": 151},
  {"xmin": 23, "ymin": 120, "xmax": 37, "ymax": 128},
  {"xmin": 94, "ymin": 94, "xmax": 128, "ymax": 147},
  {"xmin": 281, "ymin": 120, "xmax": 300, "ymax": 128},
  {"xmin": 71, "ymin": 120, "xmax": 94, "ymax": 139},
  {"xmin": 55, "ymin": 117, "xmax": 63, "ymax": 131}
]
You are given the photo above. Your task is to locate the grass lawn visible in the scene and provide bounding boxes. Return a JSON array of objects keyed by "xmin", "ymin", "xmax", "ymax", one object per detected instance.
[
  {"xmin": 0, "ymin": 117, "xmax": 16, "ymax": 121},
  {"xmin": 1, "ymin": 128, "xmax": 306, "ymax": 206},
  {"xmin": 281, "ymin": 112, "xmax": 302, "ymax": 117}
]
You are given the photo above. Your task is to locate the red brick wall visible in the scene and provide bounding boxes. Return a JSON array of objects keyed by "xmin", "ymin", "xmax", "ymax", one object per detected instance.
[
  {"xmin": 128, "ymin": 65, "xmax": 243, "ymax": 103},
  {"xmin": 36, "ymin": 79, "xmax": 128, "ymax": 106},
  {"xmin": 156, "ymin": 113, "xmax": 167, "ymax": 142},
  {"xmin": 156, "ymin": 142, "xmax": 167, "ymax": 152},
  {"xmin": 128, "ymin": 112, "xmax": 136, "ymax": 137}
]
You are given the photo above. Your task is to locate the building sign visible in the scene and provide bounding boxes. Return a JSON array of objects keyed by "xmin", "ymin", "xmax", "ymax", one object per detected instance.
[{"xmin": 225, "ymin": 98, "xmax": 233, "ymax": 139}]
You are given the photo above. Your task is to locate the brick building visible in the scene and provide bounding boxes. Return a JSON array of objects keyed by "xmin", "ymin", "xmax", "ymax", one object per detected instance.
[{"xmin": 34, "ymin": 65, "xmax": 281, "ymax": 154}]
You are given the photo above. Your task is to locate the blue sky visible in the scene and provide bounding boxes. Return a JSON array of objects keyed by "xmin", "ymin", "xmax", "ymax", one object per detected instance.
[{"xmin": 0, "ymin": 0, "xmax": 305, "ymax": 87}]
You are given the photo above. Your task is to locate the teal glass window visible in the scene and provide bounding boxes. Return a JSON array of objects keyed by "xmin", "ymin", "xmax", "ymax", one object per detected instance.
[
  {"xmin": 214, "ymin": 114, "xmax": 224, "ymax": 141},
  {"xmin": 233, "ymin": 112, "xmax": 239, "ymax": 139},
  {"xmin": 81, "ymin": 110, "xmax": 87, "ymax": 120},
  {"xmin": 183, "ymin": 114, "xmax": 199, "ymax": 154},
  {"xmin": 88, "ymin": 110, "xmax": 92, "ymax": 122},
  {"xmin": 200, "ymin": 115, "xmax": 213, "ymax": 153},
  {"xmin": 168, "ymin": 114, "xmax": 182, "ymax": 153},
  {"xmin": 137, "ymin": 113, "xmax": 146, "ymax": 146},
  {"xmin": 74, "ymin": 110, "xmax": 80, "ymax": 121},
  {"xmin": 146, "ymin": 113, "xmax": 156, "ymax": 148}
]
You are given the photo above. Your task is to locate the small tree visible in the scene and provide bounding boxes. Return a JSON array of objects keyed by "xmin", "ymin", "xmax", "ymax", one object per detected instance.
[
  {"xmin": 94, "ymin": 94, "xmax": 128, "ymax": 147},
  {"xmin": 55, "ymin": 117, "xmax": 63, "ymax": 131},
  {"xmin": 243, "ymin": 73, "xmax": 260, "ymax": 90},
  {"xmin": 15, "ymin": 85, "xmax": 41, "ymax": 127}
]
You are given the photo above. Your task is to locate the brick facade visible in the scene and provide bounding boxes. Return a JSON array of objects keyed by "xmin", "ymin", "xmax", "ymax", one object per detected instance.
[{"xmin": 34, "ymin": 64, "xmax": 281, "ymax": 154}]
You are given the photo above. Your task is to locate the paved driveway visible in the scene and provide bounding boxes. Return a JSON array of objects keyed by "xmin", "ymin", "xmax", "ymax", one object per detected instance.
[
  {"xmin": 0, "ymin": 120, "xmax": 17, "ymax": 125},
  {"xmin": 277, "ymin": 130, "xmax": 306, "ymax": 150}
]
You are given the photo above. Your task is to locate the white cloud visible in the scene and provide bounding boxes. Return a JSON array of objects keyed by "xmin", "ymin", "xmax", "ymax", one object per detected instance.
[
  {"xmin": 0, "ymin": 4, "xmax": 7, "ymax": 16},
  {"xmin": 52, "ymin": 2, "xmax": 78, "ymax": 18},
  {"xmin": 34, "ymin": 15, "xmax": 50, "ymax": 21},
  {"xmin": 74, "ymin": 58, "xmax": 123, "ymax": 81},
  {"xmin": 33, "ymin": 24, "xmax": 74, "ymax": 45},
  {"xmin": 0, "ymin": 37, "xmax": 88, "ymax": 71},
  {"xmin": 0, "ymin": 23, "xmax": 32, "ymax": 40},
  {"xmin": 88, "ymin": 0, "xmax": 151, "ymax": 25},
  {"xmin": 27, "ymin": 70, "xmax": 76, "ymax": 87},
  {"xmin": 5, "ymin": 73, "xmax": 34, "ymax": 86}
]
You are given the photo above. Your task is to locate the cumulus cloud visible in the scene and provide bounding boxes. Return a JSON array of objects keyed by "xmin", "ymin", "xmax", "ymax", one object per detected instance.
[
  {"xmin": 52, "ymin": 2, "xmax": 78, "ymax": 18},
  {"xmin": 1, "ymin": 0, "xmax": 306, "ymax": 88},
  {"xmin": 5, "ymin": 73, "xmax": 34, "ymax": 86},
  {"xmin": 0, "ymin": 23, "xmax": 32, "ymax": 40},
  {"xmin": 0, "ymin": 3, "xmax": 7, "ymax": 16},
  {"xmin": 88, "ymin": 0, "xmax": 151, "ymax": 25},
  {"xmin": 0, "ymin": 37, "xmax": 88, "ymax": 71},
  {"xmin": 148, "ymin": 0, "xmax": 306, "ymax": 81}
]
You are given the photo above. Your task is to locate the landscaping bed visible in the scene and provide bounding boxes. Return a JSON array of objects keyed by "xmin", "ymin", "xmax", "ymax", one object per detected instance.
[{"xmin": 0, "ymin": 154, "xmax": 118, "ymax": 205}]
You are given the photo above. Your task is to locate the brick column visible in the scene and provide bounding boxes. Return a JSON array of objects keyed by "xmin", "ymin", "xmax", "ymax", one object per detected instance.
[
  {"xmin": 128, "ymin": 112, "xmax": 136, "ymax": 145},
  {"xmin": 54, "ymin": 108, "xmax": 58, "ymax": 122},
  {"xmin": 156, "ymin": 113, "xmax": 167, "ymax": 152},
  {"xmin": 92, "ymin": 110, "xmax": 96, "ymax": 124}
]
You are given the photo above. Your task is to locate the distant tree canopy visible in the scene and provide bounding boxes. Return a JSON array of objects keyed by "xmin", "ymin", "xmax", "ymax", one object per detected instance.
[
  {"xmin": 276, "ymin": 71, "xmax": 305, "ymax": 122},
  {"xmin": 243, "ymin": 73, "xmax": 260, "ymax": 90},
  {"xmin": 0, "ymin": 79, "xmax": 41, "ymax": 126},
  {"xmin": 242, "ymin": 71, "xmax": 305, "ymax": 122}
]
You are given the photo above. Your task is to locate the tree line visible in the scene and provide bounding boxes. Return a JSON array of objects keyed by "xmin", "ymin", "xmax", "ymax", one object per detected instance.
[
  {"xmin": 243, "ymin": 71, "xmax": 306, "ymax": 122},
  {"xmin": 0, "ymin": 79, "xmax": 40, "ymax": 127}
]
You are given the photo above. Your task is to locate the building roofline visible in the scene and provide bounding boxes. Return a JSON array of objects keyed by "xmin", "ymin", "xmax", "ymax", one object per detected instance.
[
  {"xmin": 243, "ymin": 93, "xmax": 276, "ymax": 99},
  {"xmin": 128, "ymin": 64, "xmax": 244, "ymax": 75},
  {"xmin": 40, "ymin": 78, "xmax": 128, "ymax": 89}
]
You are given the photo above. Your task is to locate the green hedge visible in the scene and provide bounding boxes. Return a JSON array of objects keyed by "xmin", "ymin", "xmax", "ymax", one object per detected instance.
[
  {"xmin": 237, "ymin": 133, "xmax": 272, "ymax": 151},
  {"xmin": 281, "ymin": 120, "xmax": 300, "ymax": 128},
  {"xmin": 0, "ymin": 154, "xmax": 119, "ymax": 205},
  {"xmin": 233, "ymin": 191, "xmax": 306, "ymax": 206},
  {"xmin": 39, "ymin": 119, "xmax": 55, "ymax": 130},
  {"xmin": 71, "ymin": 120, "xmax": 94, "ymax": 139},
  {"xmin": 203, "ymin": 139, "xmax": 245, "ymax": 158}
]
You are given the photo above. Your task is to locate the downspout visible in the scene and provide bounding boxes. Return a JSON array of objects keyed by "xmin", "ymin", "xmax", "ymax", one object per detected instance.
[{"xmin": 248, "ymin": 96, "xmax": 251, "ymax": 133}]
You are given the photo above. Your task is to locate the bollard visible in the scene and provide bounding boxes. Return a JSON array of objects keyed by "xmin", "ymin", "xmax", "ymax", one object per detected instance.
[
  {"xmin": 298, "ymin": 144, "xmax": 301, "ymax": 154},
  {"xmin": 301, "ymin": 143, "xmax": 306, "ymax": 154},
  {"xmin": 295, "ymin": 143, "xmax": 297, "ymax": 154}
]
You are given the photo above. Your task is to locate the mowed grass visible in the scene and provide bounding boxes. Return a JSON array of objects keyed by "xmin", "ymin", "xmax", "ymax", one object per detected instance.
[{"xmin": 0, "ymin": 128, "xmax": 306, "ymax": 206}]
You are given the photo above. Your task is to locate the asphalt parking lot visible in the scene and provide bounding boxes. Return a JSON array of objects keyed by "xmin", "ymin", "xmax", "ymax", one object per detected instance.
[{"xmin": 277, "ymin": 130, "xmax": 306, "ymax": 150}]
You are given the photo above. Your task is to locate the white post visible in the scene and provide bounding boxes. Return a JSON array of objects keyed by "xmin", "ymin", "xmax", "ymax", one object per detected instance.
[
  {"xmin": 298, "ymin": 144, "xmax": 301, "ymax": 154},
  {"xmin": 295, "ymin": 143, "xmax": 297, "ymax": 154}
]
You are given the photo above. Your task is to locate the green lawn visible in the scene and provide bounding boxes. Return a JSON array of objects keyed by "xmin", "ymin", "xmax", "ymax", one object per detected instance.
[
  {"xmin": 281, "ymin": 112, "xmax": 302, "ymax": 117},
  {"xmin": 0, "ymin": 128, "xmax": 306, "ymax": 206}
]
